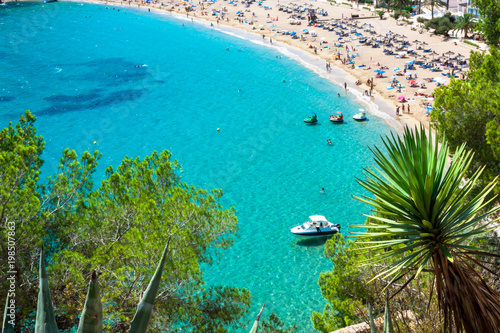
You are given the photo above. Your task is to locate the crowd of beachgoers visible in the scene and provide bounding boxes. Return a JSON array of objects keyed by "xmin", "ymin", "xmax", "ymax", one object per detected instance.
[{"xmin": 77, "ymin": 0, "xmax": 482, "ymax": 127}]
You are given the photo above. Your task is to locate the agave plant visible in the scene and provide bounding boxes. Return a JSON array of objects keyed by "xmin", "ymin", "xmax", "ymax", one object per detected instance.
[
  {"xmin": 249, "ymin": 303, "xmax": 266, "ymax": 333},
  {"xmin": 12, "ymin": 241, "xmax": 171, "ymax": 333},
  {"xmin": 352, "ymin": 126, "xmax": 500, "ymax": 332},
  {"xmin": 2, "ymin": 293, "xmax": 14, "ymax": 333}
]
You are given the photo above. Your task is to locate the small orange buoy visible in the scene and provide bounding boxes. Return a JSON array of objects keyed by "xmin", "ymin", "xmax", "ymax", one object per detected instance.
[
  {"xmin": 93, "ymin": 141, "xmax": 97, "ymax": 144},
  {"xmin": 217, "ymin": 128, "xmax": 220, "ymax": 131}
]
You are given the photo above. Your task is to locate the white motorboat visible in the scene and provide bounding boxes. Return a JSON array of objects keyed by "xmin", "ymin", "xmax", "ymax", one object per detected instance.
[
  {"xmin": 352, "ymin": 109, "xmax": 366, "ymax": 121},
  {"xmin": 290, "ymin": 215, "xmax": 340, "ymax": 236},
  {"xmin": 353, "ymin": 111, "xmax": 367, "ymax": 121}
]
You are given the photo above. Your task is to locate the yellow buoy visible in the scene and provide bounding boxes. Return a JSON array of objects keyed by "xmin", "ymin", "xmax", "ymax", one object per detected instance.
[
  {"xmin": 93, "ymin": 141, "xmax": 97, "ymax": 144},
  {"xmin": 217, "ymin": 128, "xmax": 220, "ymax": 131}
]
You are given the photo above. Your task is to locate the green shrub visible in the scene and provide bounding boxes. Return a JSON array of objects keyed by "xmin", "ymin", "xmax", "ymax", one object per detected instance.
[
  {"xmin": 376, "ymin": 9, "xmax": 385, "ymax": 18},
  {"xmin": 463, "ymin": 40, "xmax": 479, "ymax": 48},
  {"xmin": 363, "ymin": 6, "xmax": 371, "ymax": 10},
  {"xmin": 424, "ymin": 12, "xmax": 456, "ymax": 36},
  {"xmin": 417, "ymin": 16, "xmax": 426, "ymax": 23}
]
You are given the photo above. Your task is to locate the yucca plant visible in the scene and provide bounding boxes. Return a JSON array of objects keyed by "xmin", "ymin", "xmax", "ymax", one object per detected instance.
[
  {"xmin": 11, "ymin": 241, "xmax": 171, "ymax": 333},
  {"xmin": 352, "ymin": 126, "xmax": 500, "ymax": 332}
]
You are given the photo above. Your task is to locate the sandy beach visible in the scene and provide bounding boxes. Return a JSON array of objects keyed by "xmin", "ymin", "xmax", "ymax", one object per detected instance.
[{"xmin": 71, "ymin": 0, "xmax": 480, "ymax": 129}]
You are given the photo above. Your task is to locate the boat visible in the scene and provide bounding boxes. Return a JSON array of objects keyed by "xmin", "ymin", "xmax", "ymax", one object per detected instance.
[
  {"xmin": 290, "ymin": 215, "xmax": 341, "ymax": 237},
  {"xmin": 329, "ymin": 112, "xmax": 344, "ymax": 123},
  {"xmin": 44, "ymin": 0, "xmax": 57, "ymax": 3},
  {"xmin": 353, "ymin": 109, "xmax": 367, "ymax": 121},
  {"xmin": 304, "ymin": 112, "xmax": 318, "ymax": 124}
]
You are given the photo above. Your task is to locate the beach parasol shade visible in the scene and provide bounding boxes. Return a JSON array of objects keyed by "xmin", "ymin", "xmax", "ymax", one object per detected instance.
[{"xmin": 445, "ymin": 51, "xmax": 455, "ymax": 56}]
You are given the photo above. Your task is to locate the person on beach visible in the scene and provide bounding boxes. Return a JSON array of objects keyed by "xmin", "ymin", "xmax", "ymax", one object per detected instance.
[{"xmin": 344, "ymin": 82, "xmax": 347, "ymax": 89}]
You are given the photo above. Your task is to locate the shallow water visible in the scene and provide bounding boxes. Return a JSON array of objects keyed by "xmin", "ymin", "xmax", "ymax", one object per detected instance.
[{"xmin": 0, "ymin": 2, "xmax": 392, "ymax": 330}]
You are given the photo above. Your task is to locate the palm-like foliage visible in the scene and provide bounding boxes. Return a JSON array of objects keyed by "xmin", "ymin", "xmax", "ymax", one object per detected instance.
[
  {"xmin": 455, "ymin": 13, "xmax": 476, "ymax": 39},
  {"xmin": 352, "ymin": 126, "xmax": 500, "ymax": 332}
]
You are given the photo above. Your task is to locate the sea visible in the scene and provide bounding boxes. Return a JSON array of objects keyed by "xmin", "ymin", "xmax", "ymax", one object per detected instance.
[{"xmin": 0, "ymin": 1, "xmax": 396, "ymax": 331}]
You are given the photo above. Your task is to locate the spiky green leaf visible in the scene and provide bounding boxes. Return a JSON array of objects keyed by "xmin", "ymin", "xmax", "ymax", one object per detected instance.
[
  {"xmin": 128, "ymin": 241, "xmax": 170, "ymax": 333},
  {"xmin": 249, "ymin": 302, "xmax": 266, "ymax": 333},
  {"xmin": 77, "ymin": 270, "xmax": 102, "ymax": 333},
  {"xmin": 35, "ymin": 248, "xmax": 59, "ymax": 333},
  {"xmin": 2, "ymin": 293, "xmax": 15, "ymax": 333}
]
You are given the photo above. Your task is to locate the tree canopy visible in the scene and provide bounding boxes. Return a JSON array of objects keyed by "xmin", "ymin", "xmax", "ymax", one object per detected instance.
[
  {"xmin": 471, "ymin": 0, "xmax": 500, "ymax": 46},
  {"xmin": 431, "ymin": 47, "xmax": 500, "ymax": 192},
  {"xmin": 0, "ymin": 111, "xmax": 251, "ymax": 332}
]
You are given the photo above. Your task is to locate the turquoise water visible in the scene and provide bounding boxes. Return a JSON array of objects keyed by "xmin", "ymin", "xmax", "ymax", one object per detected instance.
[{"xmin": 0, "ymin": 2, "xmax": 392, "ymax": 331}]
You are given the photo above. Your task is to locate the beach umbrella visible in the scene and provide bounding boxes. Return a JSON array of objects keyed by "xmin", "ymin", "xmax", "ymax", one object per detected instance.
[
  {"xmin": 398, "ymin": 95, "xmax": 406, "ymax": 101},
  {"xmin": 408, "ymin": 79, "xmax": 416, "ymax": 84}
]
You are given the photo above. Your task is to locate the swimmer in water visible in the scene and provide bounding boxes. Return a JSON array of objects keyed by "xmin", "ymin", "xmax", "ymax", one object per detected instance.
[{"xmin": 320, "ymin": 188, "xmax": 325, "ymax": 193}]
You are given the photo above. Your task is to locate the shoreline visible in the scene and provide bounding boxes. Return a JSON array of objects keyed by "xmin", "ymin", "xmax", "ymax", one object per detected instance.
[{"xmin": 17, "ymin": 0, "xmax": 476, "ymax": 131}]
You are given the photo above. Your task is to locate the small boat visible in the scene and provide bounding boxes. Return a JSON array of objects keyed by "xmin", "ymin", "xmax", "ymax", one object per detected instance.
[
  {"xmin": 353, "ymin": 110, "xmax": 367, "ymax": 121},
  {"xmin": 304, "ymin": 112, "xmax": 318, "ymax": 124},
  {"xmin": 290, "ymin": 215, "xmax": 341, "ymax": 237},
  {"xmin": 330, "ymin": 111, "xmax": 344, "ymax": 123},
  {"xmin": 44, "ymin": 0, "xmax": 57, "ymax": 3}
]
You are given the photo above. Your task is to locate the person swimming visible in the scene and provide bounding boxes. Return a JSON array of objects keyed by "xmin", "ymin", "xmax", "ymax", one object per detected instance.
[{"xmin": 327, "ymin": 139, "xmax": 332, "ymax": 145}]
